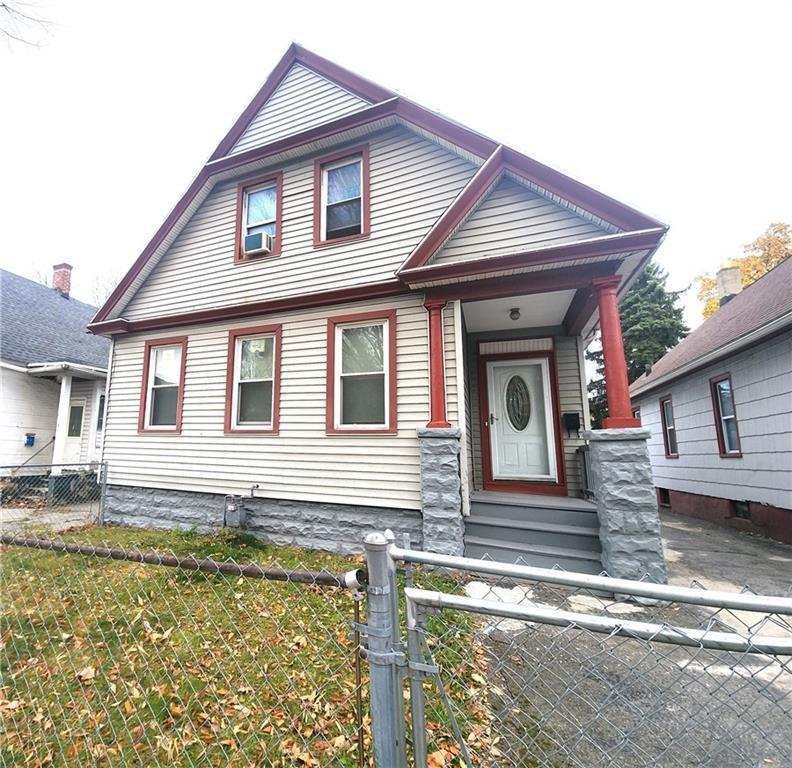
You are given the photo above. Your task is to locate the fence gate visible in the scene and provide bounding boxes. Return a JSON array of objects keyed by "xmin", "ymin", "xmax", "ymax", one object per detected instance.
[{"xmin": 361, "ymin": 532, "xmax": 792, "ymax": 768}]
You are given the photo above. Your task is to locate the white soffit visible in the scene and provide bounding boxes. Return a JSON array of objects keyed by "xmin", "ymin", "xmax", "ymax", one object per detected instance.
[{"xmin": 462, "ymin": 290, "xmax": 576, "ymax": 332}]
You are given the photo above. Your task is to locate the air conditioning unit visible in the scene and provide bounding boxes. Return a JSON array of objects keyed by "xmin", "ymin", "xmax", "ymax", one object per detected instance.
[{"xmin": 242, "ymin": 232, "xmax": 273, "ymax": 257}]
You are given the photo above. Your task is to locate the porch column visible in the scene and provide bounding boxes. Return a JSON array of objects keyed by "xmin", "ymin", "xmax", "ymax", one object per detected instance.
[
  {"xmin": 592, "ymin": 276, "xmax": 640, "ymax": 428},
  {"xmin": 424, "ymin": 298, "xmax": 450, "ymax": 429},
  {"xmin": 51, "ymin": 373, "xmax": 72, "ymax": 475}
]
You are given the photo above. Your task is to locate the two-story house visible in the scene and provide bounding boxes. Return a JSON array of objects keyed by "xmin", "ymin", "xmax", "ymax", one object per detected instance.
[{"xmin": 90, "ymin": 44, "xmax": 669, "ymax": 578}]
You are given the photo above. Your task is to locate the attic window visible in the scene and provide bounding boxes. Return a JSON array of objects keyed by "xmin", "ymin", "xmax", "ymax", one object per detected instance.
[{"xmin": 314, "ymin": 145, "xmax": 370, "ymax": 245}]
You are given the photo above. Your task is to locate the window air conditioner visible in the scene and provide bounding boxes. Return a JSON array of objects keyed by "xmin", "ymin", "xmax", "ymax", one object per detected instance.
[{"xmin": 243, "ymin": 232, "xmax": 273, "ymax": 256}]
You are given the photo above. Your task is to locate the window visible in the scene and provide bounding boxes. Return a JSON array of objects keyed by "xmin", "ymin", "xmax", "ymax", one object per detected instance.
[
  {"xmin": 96, "ymin": 394, "xmax": 106, "ymax": 432},
  {"xmin": 314, "ymin": 145, "xmax": 370, "ymax": 245},
  {"xmin": 138, "ymin": 337, "xmax": 187, "ymax": 432},
  {"xmin": 659, "ymin": 395, "xmax": 678, "ymax": 457},
  {"xmin": 224, "ymin": 325, "xmax": 282, "ymax": 433},
  {"xmin": 326, "ymin": 310, "xmax": 397, "ymax": 433},
  {"xmin": 658, "ymin": 487, "xmax": 671, "ymax": 507},
  {"xmin": 67, "ymin": 405, "xmax": 83, "ymax": 437},
  {"xmin": 234, "ymin": 172, "xmax": 283, "ymax": 261},
  {"xmin": 710, "ymin": 374, "xmax": 742, "ymax": 457}
]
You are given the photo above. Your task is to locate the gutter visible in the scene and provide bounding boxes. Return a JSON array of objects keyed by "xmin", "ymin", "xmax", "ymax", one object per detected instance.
[
  {"xmin": 26, "ymin": 361, "xmax": 108, "ymax": 378},
  {"xmin": 630, "ymin": 309, "xmax": 792, "ymax": 399}
]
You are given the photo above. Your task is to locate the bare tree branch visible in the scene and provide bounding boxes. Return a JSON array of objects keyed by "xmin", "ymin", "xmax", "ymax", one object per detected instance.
[{"xmin": 0, "ymin": 1, "xmax": 51, "ymax": 48}]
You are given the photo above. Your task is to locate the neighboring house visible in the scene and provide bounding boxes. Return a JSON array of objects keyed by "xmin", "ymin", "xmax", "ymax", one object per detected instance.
[
  {"xmin": 0, "ymin": 265, "xmax": 110, "ymax": 471},
  {"xmin": 631, "ymin": 260, "xmax": 792, "ymax": 544},
  {"xmin": 90, "ymin": 44, "xmax": 669, "ymax": 576}
]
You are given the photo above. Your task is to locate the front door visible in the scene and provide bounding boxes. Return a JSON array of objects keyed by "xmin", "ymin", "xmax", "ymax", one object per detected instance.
[
  {"xmin": 63, "ymin": 397, "xmax": 86, "ymax": 464},
  {"xmin": 486, "ymin": 358, "xmax": 557, "ymax": 481}
]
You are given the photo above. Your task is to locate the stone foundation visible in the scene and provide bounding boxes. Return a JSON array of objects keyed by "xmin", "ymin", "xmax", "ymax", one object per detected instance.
[
  {"xmin": 584, "ymin": 428, "xmax": 668, "ymax": 583},
  {"xmin": 417, "ymin": 426, "xmax": 464, "ymax": 555},
  {"xmin": 103, "ymin": 485, "xmax": 422, "ymax": 555}
]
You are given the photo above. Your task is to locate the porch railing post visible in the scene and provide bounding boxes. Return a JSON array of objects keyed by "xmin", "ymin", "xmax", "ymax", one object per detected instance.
[{"xmin": 364, "ymin": 532, "xmax": 404, "ymax": 767}]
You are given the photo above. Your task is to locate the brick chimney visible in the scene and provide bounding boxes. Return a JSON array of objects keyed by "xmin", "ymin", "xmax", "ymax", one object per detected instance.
[
  {"xmin": 716, "ymin": 266, "xmax": 742, "ymax": 307},
  {"xmin": 52, "ymin": 263, "xmax": 72, "ymax": 297}
]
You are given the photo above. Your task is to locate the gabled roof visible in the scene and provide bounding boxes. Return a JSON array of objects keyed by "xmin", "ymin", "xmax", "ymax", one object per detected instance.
[
  {"xmin": 91, "ymin": 43, "xmax": 667, "ymax": 330},
  {"xmin": 0, "ymin": 269, "xmax": 110, "ymax": 369},
  {"xmin": 630, "ymin": 256, "xmax": 792, "ymax": 398}
]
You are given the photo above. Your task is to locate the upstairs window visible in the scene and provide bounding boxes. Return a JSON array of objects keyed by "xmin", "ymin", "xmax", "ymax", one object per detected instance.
[
  {"xmin": 225, "ymin": 325, "xmax": 282, "ymax": 433},
  {"xmin": 710, "ymin": 374, "xmax": 742, "ymax": 456},
  {"xmin": 139, "ymin": 337, "xmax": 187, "ymax": 432},
  {"xmin": 327, "ymin": 310, "xmax": 396, "ymax": 434},
  {"xmin": 314, "ymin": 146, "xmax": 370, "ymax": 245},
  {"xmin": 235, "ymin": 172, "xmax": 283, "ymax": 261},
  {"xmin": 659, "ymin": 395, "xmax": 678, "ymax": 457}
]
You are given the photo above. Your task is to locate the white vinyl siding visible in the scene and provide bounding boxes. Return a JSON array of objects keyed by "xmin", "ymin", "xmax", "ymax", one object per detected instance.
[
  {"xmin": 0, "ymin": 365, "xmax": 60, "ymax": 466},
  {"xmin": 466, "ymin": 333, "xmax": 586, "ymax": 495},
  {"xmin": 102, "ymin": 293, "xmax": 458, "ymax": 510},
  {"xmin": 123, "ymin": 127, "xmax": 478, "ymax": 321},
  {"xmin": 230, "ymin": 64, "xmax": 371, "ymax": 156},
  {"xmin": 432, "ymin": 178, "xmax": 607, "ymax": 266},
  {"xmin": 635, "ymin": 332, "xmax": 792, "ymax": 510}
]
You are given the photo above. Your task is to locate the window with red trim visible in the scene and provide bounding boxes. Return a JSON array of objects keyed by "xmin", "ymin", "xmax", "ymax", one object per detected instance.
[
  {"xmin": 710, "ymin": 374, "xmax": 742, "ymax": 457},
  {"xmin": 326, "ymin": 310, "xmax": 396, "ymax": 434},
  {"xmin": 224, "ymin": 325, "xmax": 282, "ymax": 433},
  {"xmin": 138, "ymin": 337, "xmax": 187, "ymax": 432},
  {"xmin": 314, "ymin": 146, "xmax": 370, "ymax": 245},
  {"xmin": 234, "ymin": 172, "xmax": 283, "ymax": 261},
  {"xmin": 659, "ymin": 395, "xmax": 678, "ymax": 457}
]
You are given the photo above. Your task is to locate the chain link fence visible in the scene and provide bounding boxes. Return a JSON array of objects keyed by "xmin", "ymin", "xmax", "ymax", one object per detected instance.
[
  {"xmin": 0, "ymin": 532, "xmax": 369, "ymax": 767},
  {"xmin": 0, "ymin": 463, "xmax": 105, "ymax": 532},
  {"xmin": 395, "ymin": 546, "xmax": 792, "ymax": 768}
]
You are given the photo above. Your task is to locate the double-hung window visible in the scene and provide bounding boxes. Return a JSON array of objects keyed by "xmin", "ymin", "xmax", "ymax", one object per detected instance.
[
  {"xmin": 327, "ymin": 310, "xmax": 396, "ymax": 433},
  {"xmin": 314, "ymin": 146, "xmax": 369, "ymax": 244},
  {"xmin": 225, "ymin": 325, "xmax": 281, "ymax": 433},
  {"xmin": 140, "ymin": 338, "xmax": 187, "ymax": 432},
  {"xmin": 235, "ymin": 173, "xmax": 283, "ymax": 260},
  {"xmin": 711, "ymin": 374, "xmax": 741, "ymax": 456},
  {"xmin": 659, "ymin": 395, "xmax": 678, "ymax": 457}
]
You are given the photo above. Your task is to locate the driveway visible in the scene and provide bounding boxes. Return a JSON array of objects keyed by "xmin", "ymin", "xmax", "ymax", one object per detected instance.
[{"xmin": 0, "ymin": 502, "xmax": 98, "ymax": 534}]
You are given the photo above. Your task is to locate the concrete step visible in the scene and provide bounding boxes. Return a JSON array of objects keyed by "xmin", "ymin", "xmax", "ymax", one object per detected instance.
[
  {"xmin": 465, "ymin": 516, "xmax": 601, "ymax": 553},
  {"xmin": 464, "ymin": 535, "xmax": 603, "ymax": 575}
]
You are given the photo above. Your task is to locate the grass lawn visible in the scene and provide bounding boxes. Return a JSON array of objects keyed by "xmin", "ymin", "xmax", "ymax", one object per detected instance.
[{"xmin": 0, "ymin": 526, "xmax": 492, "ymax": 768}]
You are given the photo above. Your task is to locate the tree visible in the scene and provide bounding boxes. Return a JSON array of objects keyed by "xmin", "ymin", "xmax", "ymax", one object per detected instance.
[
  {"xmin": 586, "ymin": 262, "xmax": 688, "ymax": 426},
  {"xmin": 695, "ymin": 223, "xmax": 791, "ymax": 320},
  {"xmin": 0, "ymin": 2, "xmax": 50, "ymax": 47}
]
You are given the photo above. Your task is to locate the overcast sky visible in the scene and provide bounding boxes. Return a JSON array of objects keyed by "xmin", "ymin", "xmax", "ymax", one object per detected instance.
[{"xmin": 1, "ymin": 1, "xmax": 790, "ymax": 327}]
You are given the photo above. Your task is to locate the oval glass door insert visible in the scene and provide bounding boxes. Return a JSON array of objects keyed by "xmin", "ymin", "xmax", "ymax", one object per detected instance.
[{"xmin": 505, "ymin": 375, "xmax": 531, "ymax": 431}]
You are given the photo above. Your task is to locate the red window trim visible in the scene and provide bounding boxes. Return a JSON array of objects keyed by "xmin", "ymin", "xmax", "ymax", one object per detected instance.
[
  {"xmin": 224, "ymin": 324, "xmax": 283, "ymax": 435},
  {"xmin": 326, "ymin": 308, "xmax": 397, "ymax": 435},
  {"xmin": 313, "ymin": 144, "xmax": 370, "ymax": 247},
  {"xmin": 709, "ymin": 373, "xmax": 743, "ymax": 458},
  {"xmin": 234, "ymin": 171, "xmax": 284, "ymax": 263},
  {"xmin": 659, "ymin": 394, "xmax": 678, "ymax": 458},
  {"xmin": 477, "ymin": 347, "xmax": 568, "ymax": 497},
  {"xmin": 138, "ymin": 336, "xmax": 188, "ymax": 434}
]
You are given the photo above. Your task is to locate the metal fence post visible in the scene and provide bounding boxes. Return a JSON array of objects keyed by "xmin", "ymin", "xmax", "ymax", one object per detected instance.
[
  {"xmin": 406, "ymin": 597, "xmax": 429, "ymax": 767},
  {"xmin": 98, "ymin": 462, "xmax": 108, "ymax": 525},
  {"xmin": 364, "ymin": 532, "xmax": 404, "ymax": 767}
]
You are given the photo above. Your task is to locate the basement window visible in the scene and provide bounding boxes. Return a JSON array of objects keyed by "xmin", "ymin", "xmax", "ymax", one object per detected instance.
[{"xmin": 658, "ymin": 488, "xmax": 671, "ymax": 507}]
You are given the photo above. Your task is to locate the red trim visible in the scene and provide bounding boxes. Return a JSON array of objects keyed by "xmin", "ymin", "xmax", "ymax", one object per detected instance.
[
  {"xmin": 659, "ymin": 394, "xmax": 678, "ymax": 458},
  {"xmin": 326, "ymin": 309, "xmax": 398, "ymax": 435},
  {"xmin": 709, "ymin": 373, "xmax": 743, "ymax": 458},
  {"xmin": 478, "ymin": 348, "xmax": 567, "ymax": 496},
  {"xmin": 138, "ymin": 336, "xmax": 188, "ymax": 433},
  {"xmin": 593, "ymin": 276, "xmax": 640, "ymax": 429},
  {"xmin": 425, "ymin": 299, "xmax": 450, "ymax": 428},
  {"xmin": 313, "ymin": 144, "xmax": 371, "ymax": 246},
  {"xmin": 223, "ymin": 324, "xmax": 282, "ymax": 434},
  {"xmin": 90, "ymin": 280, "xmax": 407, "ymax": 336},
  {"xmin": 234, "ymin": 171, "xmax": 283, "ymax": 262},
  {"xmin": 400, "ymin": 230, "xmax": 664, "ymax": 287},
  {"xmin": 208, "ymin": 43, "xmax": 395, "ymax": 162}
]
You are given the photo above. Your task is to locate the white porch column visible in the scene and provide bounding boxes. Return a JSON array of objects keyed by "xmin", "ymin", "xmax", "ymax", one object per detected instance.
[{"xmin": 51, "ymin": 373, "xmax": 73, "ymax": 474}]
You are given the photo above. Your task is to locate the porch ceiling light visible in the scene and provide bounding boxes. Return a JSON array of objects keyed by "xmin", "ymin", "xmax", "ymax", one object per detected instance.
[{"xmin": 509, "ymin": 307, "xmax": 521, "ymax": 321}]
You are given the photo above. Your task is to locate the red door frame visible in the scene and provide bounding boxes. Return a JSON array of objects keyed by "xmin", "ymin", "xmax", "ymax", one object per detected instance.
[{"xmin": 478, "ymin": 348, "xmax": 568, "ymax": 496}]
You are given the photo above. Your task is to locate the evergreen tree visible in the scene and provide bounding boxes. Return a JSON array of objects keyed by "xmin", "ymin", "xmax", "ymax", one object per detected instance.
[{"xmin": 586, "ymin": 262, "xmax": 688, "ymax": 426}]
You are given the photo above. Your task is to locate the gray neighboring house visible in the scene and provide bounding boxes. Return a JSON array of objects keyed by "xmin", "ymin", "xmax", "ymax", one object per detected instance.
[
  {"xmin": 0, "ymin": 265, "xmax": 110, "ymax": 471},
  {"xmin": 630, "ymin": 258, "xmax": 792, "ymax": 544}
]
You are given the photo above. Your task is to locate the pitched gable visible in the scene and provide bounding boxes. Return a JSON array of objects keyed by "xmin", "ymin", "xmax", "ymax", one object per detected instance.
[
  {"xmin": 431, "ymin": 176, "xmax": 609, "ymax": 267},
  {"xmin": 229, "ymin": 64, "xmax": 372, "ymax": 156}
]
